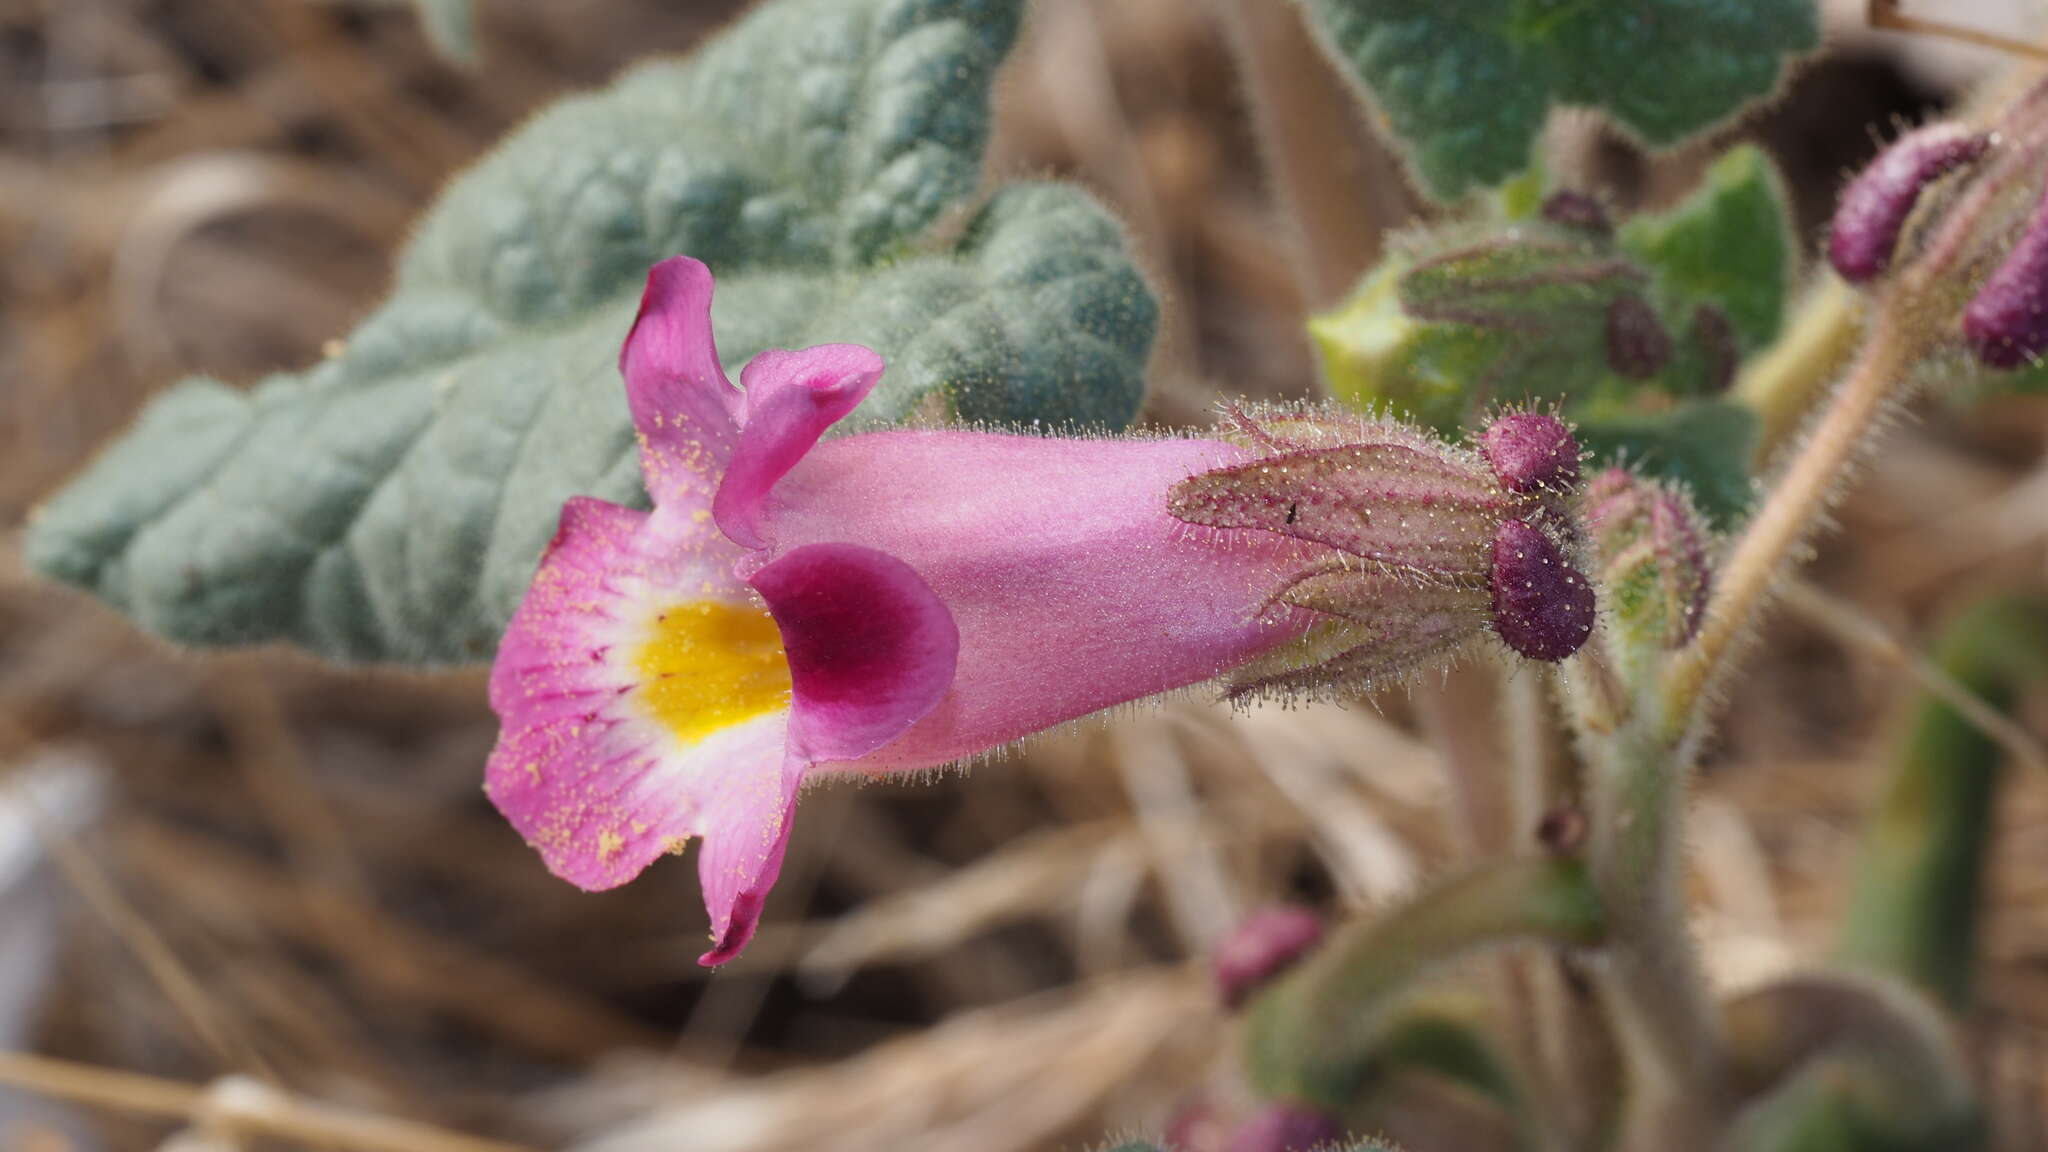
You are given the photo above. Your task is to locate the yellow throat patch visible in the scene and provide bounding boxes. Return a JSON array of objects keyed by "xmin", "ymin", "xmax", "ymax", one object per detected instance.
[{"xmin": 633, "ymin": 600, "xmax": 792, "ymax": 744}]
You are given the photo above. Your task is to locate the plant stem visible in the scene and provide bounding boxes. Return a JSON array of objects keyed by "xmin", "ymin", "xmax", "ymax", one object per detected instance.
[
  {"xmin": 1720, "ymin": 970, "xmax": 1977, "ymax": 1142},
  {"xmin": 1245, "ymin": 856, "xmax": 1606, "ymax": 1111},
  {"xmin": 0, "ymin": 1052, "xmax": 537, "ymax": 1152},
  {"xmin": 1732, "ymin": 273, "xmax": 1864, "ymax": 464},
  {"xmin": 1584, "ymin": 714, "xmax": 1725, "ymax": 1150},
  {"xmin": 1661, "ymin": 311, "xmax": 1919, "ymax": 740}
]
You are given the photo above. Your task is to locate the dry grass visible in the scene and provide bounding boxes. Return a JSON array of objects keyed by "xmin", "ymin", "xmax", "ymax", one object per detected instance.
[{"xmin": 4, "ymin": 1, "xmax": 2048, "ymax": 1149}]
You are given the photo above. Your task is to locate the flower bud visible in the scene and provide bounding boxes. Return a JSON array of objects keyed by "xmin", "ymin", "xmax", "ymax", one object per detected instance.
[
  {"xmin": 1226, "ymin": 1103, "xmax": 1343, "ymax": 1152},
  {"xmin": 1964, "ymin": 180, "xmax": 2048, "ymax": 369},
  {"xmin": 1828, "ymin": 124, "xmax": 1991, "ymax": 282},
  {"xmin": 1583, "ymin": 468, "xmax": 1710, "ymax": 650},
  {"xmin": 1214, "ymin": 906, "xmax": 1324, "ymax": 1009},
  {"xmin": 1491, "ymin": 518, "xmax": 1597, "ymax": 662},
  {"xmin": 1480, "ymin": 411, "xmax": 1580, "ymax": 494},
  {"xmin": 1171, "ymin": 406, "xmax": 1598, "ymax": 694},
  {"xmin": 1604, "ymin": 292, "xmax": 1673, "ymax": 381}
]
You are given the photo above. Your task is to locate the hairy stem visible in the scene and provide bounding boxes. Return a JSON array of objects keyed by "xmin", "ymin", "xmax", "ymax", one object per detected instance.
[
  {"xmin": 1661, "ymin": 313, "xmax": 1918, "ymax": 740},
  {"xmin": 1584, "ymin": 714, "xmax": 1725, "ymax": 1150},
  {"xmin": 1732, "ymin": 273, "xmax": 1865, "ymax": 464}
]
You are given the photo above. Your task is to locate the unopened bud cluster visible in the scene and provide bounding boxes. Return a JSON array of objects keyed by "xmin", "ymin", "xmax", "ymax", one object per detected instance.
[
  {"xmin": 1170, "ymin": 407, "xmax": 1596, "ymax": 698},
  {"xmin": 1828, "ymin": 115, "xmax": 2048, "ymax": 370},
  {"xmin": 1582, "ymin": 468, "xmax": 1710, "ymax": 658}
]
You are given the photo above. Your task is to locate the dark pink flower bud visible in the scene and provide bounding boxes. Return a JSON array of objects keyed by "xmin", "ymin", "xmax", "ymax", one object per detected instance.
[
  {"xmin": 1213, "ymin": 906, "xmax": 1324, "ymax": 1009},
  {"xmin": 1226, "ymin": 1104, "xmax": 1343, "ymax": 1152},
  {"xmin": 1829, "ymin": 124, "xmax": 1991, "ymax": 282},
  {"xmin": 1964, "ymin": 181, "xmax": 2048, "ymax": 369},
  {"xmin": 1480, "ymin": 411, "xmax": 1580, "ymax": 494},
  {"xmin": 1491, "ymin": 518, "xmax": 1596, "ymax": 662},
  {"xmin": 1605, "ymin": 292, "xmax": 1673, "ymax": 381},
  {"xmin": 1541, "ymin": 190, "xmax": 1612, "ymax": 235}
]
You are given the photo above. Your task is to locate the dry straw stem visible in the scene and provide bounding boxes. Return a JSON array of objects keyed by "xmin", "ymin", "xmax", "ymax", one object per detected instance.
[
  {"xmin": 1205, "ymin": 0, "xmax": 1403, "ymax": 307},
  {"xmin": 566, "ymin": 971, "xmax": 1212, "ymax": 1152},
  {"xmin": 0, "ymin": 1052, "xmax": 537, "ymax": 1152},
  {"xmin": 1780, "ymin": 580, "xmax": 2048, "ymax": 776},
  {"xmin": 1867, "ymin": 0, "xmax": 2048, "ymax": 63}
]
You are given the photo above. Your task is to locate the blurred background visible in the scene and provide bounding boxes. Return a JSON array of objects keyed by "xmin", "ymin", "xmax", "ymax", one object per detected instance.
[{"xmin": 6, "ymin": 0, "xmax": 2048, "ymax": 1148}]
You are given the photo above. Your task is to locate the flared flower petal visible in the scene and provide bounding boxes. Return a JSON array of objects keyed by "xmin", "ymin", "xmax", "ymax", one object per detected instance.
[
  {"xmin": 714, "ymin": 345, "xmax": 885, "ymax": 549},
  {"xmin": 750, "ymin": 541, "xmax": 959, "ymax": 763},
  {"xmin": 621, "ymin": 258, "xmax": 742, "ymax": 506},
  {"xmin": 484, "ymin": 495, "xmax": 793, "ymax": 893}
]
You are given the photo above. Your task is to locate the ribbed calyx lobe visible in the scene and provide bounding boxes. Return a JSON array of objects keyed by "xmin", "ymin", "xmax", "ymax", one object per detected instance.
[
  {"xmin": 1169, "ymin": 406, "xmax": 1596, "ymax": 693},
  {"xmin": 1828, "ymin": 124, "xmax": 1990, "ymax": 283}
]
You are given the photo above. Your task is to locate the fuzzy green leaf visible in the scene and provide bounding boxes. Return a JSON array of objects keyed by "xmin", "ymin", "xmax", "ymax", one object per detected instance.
[
  {"xmin": 1621, "ymin": 144, "xmax": 1793, "ymax": 351},
  {"xmin": 26, "ymin": 0, "xmax": 1157, "ymax": 665},
  {"xmin": 1300, "ymin": 0, "xmax": 1818, "ymax": 200}
]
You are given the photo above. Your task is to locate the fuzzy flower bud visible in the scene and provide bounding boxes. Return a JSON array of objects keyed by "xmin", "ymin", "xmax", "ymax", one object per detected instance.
[
  {"xmin": 1169, "ymin": 407, "xmax": 1596, "ymax": 695},
  {"xmin": 1828, "ymin": 124, "xmax": 1991, "ymax": 282},
  {"xmin": 1964, "ymin": 179, "xmax": 2048, "ymax": 369},
  {"xmin": 1492, "ymin": 519, "xmax": 1597, "ymax": 661},
  {"xmin": 1583, "ymin": 469, "xmax": 1711, "ymax": 650},
  {"xmin": 1226, "ymin": 1104, "xmax": 1344, "ymax": 1152},
  {"xmin": 1480, "ymin": 411, "xmax": 1580, "ymax": 494},
  {"xmin": 1213, "ymin": 906, "xmax": 1324, "ymax": 1009},
  {"xmin": 1605, "ymin": 292, "xmax": 1673, "ymax": 381}
]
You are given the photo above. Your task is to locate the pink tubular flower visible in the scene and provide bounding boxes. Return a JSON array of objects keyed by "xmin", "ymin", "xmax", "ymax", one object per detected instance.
[
  {"xmin": 487, "ymin": 258, "xmax": 1600, "ymax": 967},
  {"xmin": 484, "ymin": 257, "xmax": 1315, "ymax": 965}
]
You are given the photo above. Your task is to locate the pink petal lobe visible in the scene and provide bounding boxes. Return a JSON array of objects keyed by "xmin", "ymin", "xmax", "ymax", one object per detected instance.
[
  {"xmin": 622, "ymin": 257, "xmax": 743, "ymax": 505},
  {"xmin": 750, "ymin": 542, "xmax": 960, "ymax": 763},
  {"xmin": 485, "ymin": 490, "xmax": 778, "ymax": 881},
  {"xmin": 695, "ymin": 760, "xmax": 800, "ymax": 966},
  {"xmin": 713, "ymin": 344, "xmax": 886, "ymax": 549}
]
